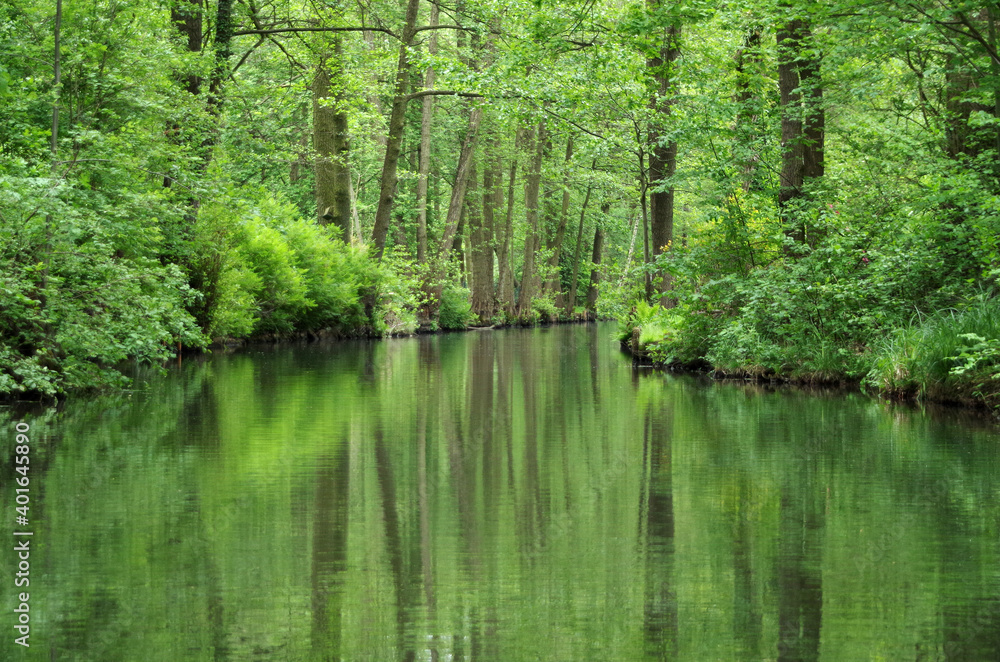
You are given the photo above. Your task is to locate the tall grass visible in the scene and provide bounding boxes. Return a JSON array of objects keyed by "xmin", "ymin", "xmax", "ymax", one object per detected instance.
[{"xmin": 864, "ymin": 297, "xmax": 1000, "ymax": 405}]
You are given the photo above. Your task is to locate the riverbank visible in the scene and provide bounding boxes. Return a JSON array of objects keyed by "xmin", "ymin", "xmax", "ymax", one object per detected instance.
[
  {"xmin": 0, "ymin": 305, "xmax": 602, "ymax": 401},
  {"xmin": 619, "ymin": 297, "xmax": 1000, "ymax": 412}
]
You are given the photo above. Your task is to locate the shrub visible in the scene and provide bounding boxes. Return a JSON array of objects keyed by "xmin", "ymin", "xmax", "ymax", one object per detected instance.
[
  {"xmin": 439, "ymin": 286, "xmax": 473, "ymax": 330},
  {"xmin": 194, "ymin": 190, "xmax": 381, "ymax": 339},
  {"xmin": 375, "ymin": 249, "xmax": 422, "ymax": 336},
  {"xmin": 0, "ymin": 175, "xmax": 205, "ymax": 396}
]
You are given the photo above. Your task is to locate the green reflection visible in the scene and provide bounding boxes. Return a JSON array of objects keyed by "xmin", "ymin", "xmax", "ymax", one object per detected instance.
[{"xmin": 2, "ymin": 324, "xmax": 1000, "ymax": 661}]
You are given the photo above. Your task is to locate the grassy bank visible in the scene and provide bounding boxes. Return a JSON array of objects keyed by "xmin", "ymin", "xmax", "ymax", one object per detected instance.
[{"xmin": 619, "ymin": 296, "xmax": 1000, "ymax": 410}]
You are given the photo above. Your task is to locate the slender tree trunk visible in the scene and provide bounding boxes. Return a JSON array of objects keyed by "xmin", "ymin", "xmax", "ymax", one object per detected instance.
[
  {"xmin": 544, "ymin": 135, "xmax": 574, "ymax": 306},
  {"xmin": 42, "ymin": 0, "xmax": 62, "ymax": 299},
  {"xmin": 586, "ymin": 211, "xmax": 606, "ymax": 314},
  {"xmin": 640, "ymin": 171, "xmax": 652, "ymax": 303},
  {"xmin": 208, "ymin": 0, "xmax": 233, "ymax": 116},
  {"xmin": 469, "ymin": 154, "xmax": 495, "ymax": 323},
  {"xmin": 648, "ymin": 18, "xmax": 680, "ymax": 302},
  {"xmin": 988, "ymin": 8, "xmax": 1000, "ymax": 183},
  {"xmin": 438, "ymin": 107, "xmax": 485, "ymax": 255},
  {"xmin": 349, "ymin": 172, "xmax": 362, "ymax": 243},
  {"xmin": 313, "ymin": 38, "xmax": 352, "ymax": 242},
  {"xmin": 165, "ymin": 0, "xmax": 203, "ymax": 191},
  {"xmin": 801, "ymin": 44, "xmax": 824, "ymax": 184},
  {"xmin": 50, "ymin": 0, "xmax": 61, "ymax": 174},
  {"xmin": 415, "ymin": 2, "xmax": 440, "ymax": 264},
  {"xmin": 455, "ymin": 210, "xmax": 467, "ymax": 287},
  {"xmin": 497, "ymin": 147, "xmax": 518, "ymax": 316},
  {"xmin": 735, "ymin": 27, "xmax": 762, "ymax": 193},
  {"xmin": 421, "ymin": 103, "xmax": 484, "ymax": 318},
  {"xmin": 565, "ymin": 172, "xmax": 594, "ymax": 315},
  {"xmin": 475, "ymin": 137, "xmax": 503, "ymax": 323},
  {"xmin": 371, "ymin": 0, "xmax": 422, "ymax": 260},
  {"xmin": 517, "ymin": 120, "xmax": 546, "ymax": 316},
  {"xmin": 944, "ymin": 53, "xmax": 989, "ymax": 160},
  {"xmin": 777, "ymin": 17, "xmax": 804, "ymax": 242}
]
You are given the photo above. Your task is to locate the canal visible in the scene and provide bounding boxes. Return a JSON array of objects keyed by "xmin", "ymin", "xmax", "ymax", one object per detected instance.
[{"xmin": 2, "ymin": 322, "xmax": 999, "ymax": 660}]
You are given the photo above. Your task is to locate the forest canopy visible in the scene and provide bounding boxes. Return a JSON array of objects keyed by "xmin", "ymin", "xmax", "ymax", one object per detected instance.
[{"xmin": 1, "ymin": 0, "xmax": 998, "ymax": 401}]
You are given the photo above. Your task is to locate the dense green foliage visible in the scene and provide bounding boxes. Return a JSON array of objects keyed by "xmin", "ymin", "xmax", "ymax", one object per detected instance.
[
  {"xmin": 3, "ymin": 0, "xmax": 1000, "ymax": 402},
  {"xmin": 610, "ymin": 0, "xmax": 1000, "ymax": 407}
]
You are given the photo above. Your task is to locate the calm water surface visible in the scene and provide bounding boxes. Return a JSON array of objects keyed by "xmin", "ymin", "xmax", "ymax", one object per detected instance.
[{"xmin": 2, "ymin": 323, "xmax": 1000, "ymax": 661}]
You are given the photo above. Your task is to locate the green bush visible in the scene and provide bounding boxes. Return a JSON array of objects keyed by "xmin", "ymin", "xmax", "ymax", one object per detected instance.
[
  {"xmin": 438, "ymin": 286, "xmax": 473, "ymax": 330},
  {"xmin": 284, "ymin": 220, "xmax": 376, "ymax": 333},
  {"xmin": 531, "ymin": 295, "xmax": 559, "ymax": 323},
  {"xmin": 375, "ymin": 249, "xmax": 422, "ymax": 336},
  {"xmin": 0, "ymin": 174, "xmax": 206, "ymax": 396},
  {"xmin": 194, "ymin": 191, "xmax": 381, "ymax": 339}
]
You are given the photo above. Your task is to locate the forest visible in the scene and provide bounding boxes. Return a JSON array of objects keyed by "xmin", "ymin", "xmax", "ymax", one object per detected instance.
[{"xmin": 1, "ymin": 0, "xmax": 999, "ymax": 405}]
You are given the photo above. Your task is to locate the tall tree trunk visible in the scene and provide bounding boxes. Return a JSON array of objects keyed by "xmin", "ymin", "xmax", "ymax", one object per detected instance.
[
  {"xmin": 456, "ymin": 211, "xmax": 468, "ymax": 287},
  {"xmin": 420, "ymin": 104, "xmax": 484, "ymax": 318},
  {"xmin": 777, "ymin": 18, "xmax": 804, "ymax": 244},
  {"xmin": 989, "ymin": 7, "xmax": 1000, "ymax": 166},
  {"xmin": 648, "ymin": 18, "xmax": 681, "ymax": 302},
  {"xmin": 801, "ymin": 42, "xmax": 824, "ymax": 184},
  {"xmin": 586, "ymin": 216, "xmax": 605, "ymax": 314},
  {"xmin": 370, "ymin": 0, "xmax": 422, "ymax": 260},
  {"xmin": 944, "ymin": 54, "xmax": 991, "ymax": 160},
  {"xmin": 565, "ymin": 172, "xmax": 594, "ymax": 315},
  {"xmin": 438, "ymin": 107, "xmax": 485, "ymax": 255},
  {"xmin": 349, "ymin": 172, "xmax": 362, "ymax": 243},
  {"xmin": 517, "ymin": 120, "xmax": 546, "ymax": 317},
  {"xmin": 172, "ymin": 0, "xmax": 203, "ymax": 95},
  {"xmin": 639, "ymin": 163, "xmax": 652, "ymax": 302},
  {"xmin": 208, "ymin": 0, "xmax": 233, "ymax": 116},
  {"xmin": 778, "ymin": 11, "xmax": 823, "ymax": 251},
  {"xmin": 497, "ymin": 146, "xmax": 519, "ymax": 317},
  {"xmin": 415, "ymin": 2, "xmax": 440, "ymax": 264},
  {"xmin": 41, "ymin": 0, "xmax": 62, "ymax": 299},
  {"xmin": 735, "ymin": 26, "xmax": 762, "ymax": 193},
  {"xmin": 475, "ymin": 137, "xmax": 503, "ymax": 323},
  {"xmin": 544, "ymin": 135, "xmax": 574, "ymax": 305},
  {"xmin": 165, "ymin": 0, "xmax": 203, "ymax": 189},
  {"xmin": 469, "ymin": 154, "xmax": 495, "ymax": 323},
  {"xmin": 313, "ymin": 38, "xmax": 352, "ymax": 243}
]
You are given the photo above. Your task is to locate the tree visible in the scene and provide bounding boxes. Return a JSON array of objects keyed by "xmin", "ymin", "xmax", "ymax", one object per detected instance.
[
  {"xmin": 777, "ymin": 4, "xmax": 823, "ymax": 250},
  {"xmin": 370, "ymin": 0, "xmax": 422, "ymax": 260},
  {"xmin": 313, "ymin": 37, "xmax": 352, "ymax": 242},
  {"xmin": 647, "ymin": 15, "xmax": 681, "ymax": 300}
]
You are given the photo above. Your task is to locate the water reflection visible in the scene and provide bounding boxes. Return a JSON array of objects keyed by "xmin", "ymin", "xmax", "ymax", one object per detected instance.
[{"xmin": 2, "ymin": 323, "xmax": 1000, "ymax": 661}]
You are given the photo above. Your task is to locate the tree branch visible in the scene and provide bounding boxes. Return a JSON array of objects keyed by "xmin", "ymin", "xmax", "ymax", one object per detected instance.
[
  {"xmin": 403, "ymin": 89, "xmax": 485, "ymax": 101},
  {"xmin": 232, "ymin": 26, "xmax": 398, "ymax": 38},
  {"xmin": 231, "ymin": 35, "xmax": 266, "ymax": 75},
  {"xmin": 412, "ymin": 24, "xmax": 476, "ymax": 35},
  {"xmin": 538, "ymin": 105, "xmax": 606, "ymax": 140}
]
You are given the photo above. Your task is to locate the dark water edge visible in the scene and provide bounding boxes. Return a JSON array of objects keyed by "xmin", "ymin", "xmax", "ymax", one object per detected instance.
[
  {"xmin": 623, "ymin": 336, "xmax": 1000, "ymax": 423},
  {"xmin": 1, "ymin": 322, "xmax": 999, "ymax": 661}
]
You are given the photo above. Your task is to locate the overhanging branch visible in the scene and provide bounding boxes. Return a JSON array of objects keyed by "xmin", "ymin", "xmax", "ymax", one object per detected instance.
[
  {"xmin": 232, "ymin": 26, "xmax": 398, "ymax": 38},
  {"xmin": 403, "ymin": 89, "xmax": 485, "ymax": 101}
]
